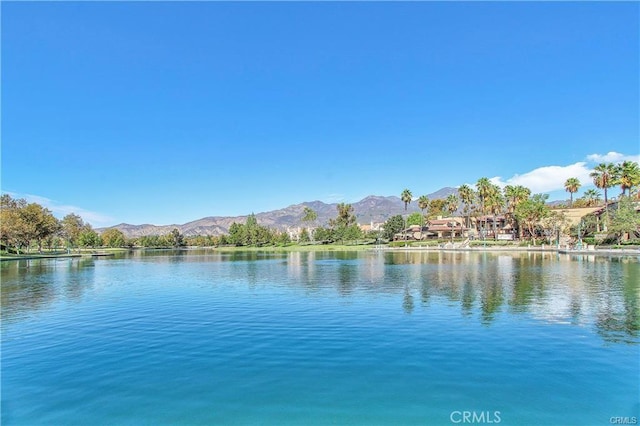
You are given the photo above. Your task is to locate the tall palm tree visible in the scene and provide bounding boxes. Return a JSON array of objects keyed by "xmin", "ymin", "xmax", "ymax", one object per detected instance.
[
  {"xmin": 590, "ymin": 163, "xmax": 616, "ymax": 228},
  {"xmin": 446, "ymin": 194, "xmax": 458, "ymax": 216},
  {"xmin": 445, "ymin": 194, "xmax": 459, "ymax": 242},
  {"xmin": 400, "ymin": 189, "xmax": 412, "ymax": 243},
  {"xmin": 301, "ymin": 207, "xmax": 317, "ymax": 242},
  {"xmin": 504, "ymin": 185, "xmax": 530, "ymax": 239},
  {"xmin": 615, "ymin": 160, "xmax": 640, "ymax": 197},
  {"xmin": 401, "ymin": 189, "xmax": 413, "ymax": 211},
  {"xmin": 417, "ymin": 195, "xmax": 429, "ymax": 240},
  {"xmin": 475, "ymin": 178, "xmax": 492, "ymax": 238},
  {"xmin": 458, "ymin": 184, "xmax": 475, "ymax": 229},
  {"xmin": 564, "ymin": 177, "xmax": 581, "ymax": 207},
  {"xmin": 485, "ymin": 184, "xmax": 504, "ymax": 240}
]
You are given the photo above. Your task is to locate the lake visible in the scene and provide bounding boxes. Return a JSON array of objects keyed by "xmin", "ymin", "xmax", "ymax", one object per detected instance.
[{"xmin": 1, "ymin": 250, "xmax": 638, "ymax": 425}]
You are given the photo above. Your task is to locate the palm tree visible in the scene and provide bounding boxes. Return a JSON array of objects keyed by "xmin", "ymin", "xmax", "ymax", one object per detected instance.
[
  {"xmin": 485, "ymin": 184, "xmax": 504, "ymax": 240},
  {"xmin": 458, "ymin": 184, "xmax": 475, "ymax": 229},
  {"xmin": 475, "ymin": 178, "xmax": 492, "ymax": 239},
  {"xmin": 301, "ymin": 207, "xmax": 317, "ymax": 242},
  {"xmin": 417, "ymin": 195, "xmax": 429, "ymax": 240},
  {"xmin": 564, "ymin": 177, "xmax": 581, "ymax": 207},
  {"xmin": 445, "ymin": 194, "xmax": 459, "ymax": 242},
  {"xmin": 615, "ymin": 160, "xmax": 640, "ymax": 197},
  {"xmin": 400, "ymin": 189, "xmax": 412, "ymax": 243},
  {"xmin": 590, "ymin": 162, "xmax": 616, "ymax": 228},
  {"xmin": 401, "ymin": 189, "xmax": 413, "ymax": 211},
  {"xmin": 446, "ymin": 194, "xmax": 458, "ymax": 216},
  {"xmin": 583, "ymin": 189, "xmax": 601, "ymax": 207},
  {"xmin": 504, "ymin": 185, "xmax": 530, "ymax": 239}
]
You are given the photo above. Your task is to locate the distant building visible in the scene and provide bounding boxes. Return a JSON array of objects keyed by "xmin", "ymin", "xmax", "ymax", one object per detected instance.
[{"xmin": 393, "ymin": 217, "xmax": 467, "ymax": 241}]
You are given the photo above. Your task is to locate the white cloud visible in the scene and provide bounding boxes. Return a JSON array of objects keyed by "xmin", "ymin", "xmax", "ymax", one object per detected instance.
[
  {"xmin": 586, "ymin": 151, "xmax": 639, "ymax": 164},
  {"xmin": 4, "ymin": 192, "xmax": 114, "ymax": 227},
  {"xmin": 490, "ymin": 162, "xmax": 593, "ymax": 194},
  {"xmin": 488, "ymin": 151, "xmax": 638, "ymax": 194}
]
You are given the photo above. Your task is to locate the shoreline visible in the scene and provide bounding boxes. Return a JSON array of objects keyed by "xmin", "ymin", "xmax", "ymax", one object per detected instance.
[
  {"xmin": 383, "ymin": 246, "xmax": 640, "ymax": 256},
  {"xmin": 0, "ymin": 251, "xmax": 118, "ymax": 262},
  {"xmin": 2, "ymin": 245, "xmax": 639, "ymax": 261}
]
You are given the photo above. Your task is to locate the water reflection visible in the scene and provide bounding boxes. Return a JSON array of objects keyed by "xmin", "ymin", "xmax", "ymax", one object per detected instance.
[
  {"xmin": 1, "ymin": 250, "xmax": 638, "ymax": 344},
  {"xmin": 1, "ymin": 258, "xmax": 96, "ymax": 322}
]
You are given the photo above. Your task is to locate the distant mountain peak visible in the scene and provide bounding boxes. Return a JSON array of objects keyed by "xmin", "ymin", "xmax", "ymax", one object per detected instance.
[{"xmin": 99, "ymin": 187, "xmax": 461, "ymax": 237}]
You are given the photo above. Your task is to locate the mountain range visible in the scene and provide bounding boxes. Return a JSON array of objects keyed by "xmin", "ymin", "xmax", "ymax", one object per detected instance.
[{"xmin": 99, "ymin": 187, "xmax": 460, "ymax": 237}]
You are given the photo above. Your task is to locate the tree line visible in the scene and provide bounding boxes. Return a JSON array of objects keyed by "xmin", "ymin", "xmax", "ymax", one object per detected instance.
[
  {"xmin": 0, "ymin": 194, "xmax": 188, "ymax": 253},
  {"xmin": 392, "ymin": 160, "xmax": 639, "ymax": 244},
  {"xmin": 2, "ymin": 160, "xmax": 638, "ymax": 253}
]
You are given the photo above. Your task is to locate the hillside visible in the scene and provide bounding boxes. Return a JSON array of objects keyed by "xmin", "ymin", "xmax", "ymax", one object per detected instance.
[{"xmin": 99, "ymin": 188, "xmax": 459, "ymax": 237}]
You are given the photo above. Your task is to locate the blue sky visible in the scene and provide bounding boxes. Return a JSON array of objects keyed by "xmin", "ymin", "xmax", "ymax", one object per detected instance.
[{"xmin": 2, "ymin": 2, "xmax": 638, "ymax": 226}]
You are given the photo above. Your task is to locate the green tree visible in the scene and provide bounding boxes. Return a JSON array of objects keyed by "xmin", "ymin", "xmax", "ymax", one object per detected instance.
[
  {"xmin": 382, "ymin": 215, "xmax": 404, "ymax": 241},
  {"xmin": 564, "ymin": 177, "xmax": 581, "ymax": 207},
  {"xmin": 299, "ymin": 228, "xmax": 310, "ymax": 243},
  {"xmin": 609, "ymin": 197, "xmax": 640, "ymax": 244},
  {"xmin": 17, "ymin": 202, "xmax": 60, "ymax": 253},
  {"xmin": 428, "ymin": 199, "xmax": 446, "ymax": 219},
  {"xmin": 313, "ymin": 226, "xmax": 334, "ymax": 243},
  {"xmin": 169, "ymin": 228, "xmax": 185, "ymax": 247},
  {"xmin": 0, "ymin": 195, "xmax": 27, "ymax": 252},
  {"xmin": 228, "ymin": 222, "xmax": 245, "ymax": 246},
  {"xmin": 78, "ymin": 226, "xmax": 102, "ymax": 248},
  {"xmin": 514, "ymin": 194, "xmax": 550, "ymax": 243},
  {"xmin": 275, "ymin": 230, "xmax": 291, "ymax": 246},
  {"xmin": 61, "ymin": 213, "xmax": 85, "ymax": 250},
  {"xmin": 406, "ymin": 212, "xmax": 423, "ymax": 226},
  {"xmin": 101, "ymin": 228, "xmax": 126, "ymax": 248},
  {"xmin": 330, "ymin": 203, "xmax": 358, "ymax": 243}
]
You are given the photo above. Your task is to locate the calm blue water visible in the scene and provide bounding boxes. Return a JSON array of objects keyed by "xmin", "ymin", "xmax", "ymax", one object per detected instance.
[{"xmin": 2, "ymin": 250, "xmax": 638, "ymax": 425}]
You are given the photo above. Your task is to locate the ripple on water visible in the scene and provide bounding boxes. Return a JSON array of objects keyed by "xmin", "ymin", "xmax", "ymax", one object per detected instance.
[{"xmin": 1, "ymin": 251, "xmax": 638, "ymax": 425}]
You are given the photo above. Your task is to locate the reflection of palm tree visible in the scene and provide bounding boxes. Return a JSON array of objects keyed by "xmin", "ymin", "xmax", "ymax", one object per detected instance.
[
  {"xmin": 564, "ymin": 177, "xmax": 581, "ymax": 207},
  {"xmin": 403, "ymin": 287, "xmax": 415, "ymax": 314}
]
